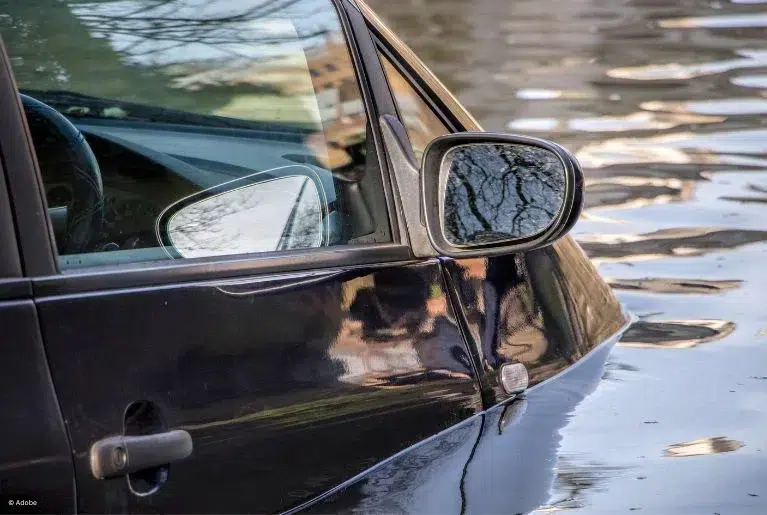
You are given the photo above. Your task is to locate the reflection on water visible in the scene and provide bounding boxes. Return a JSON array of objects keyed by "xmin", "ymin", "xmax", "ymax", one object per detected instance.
[
  {"xmin": 580, "ymin": 227, "xmax": 767, "ymax": 265},
  {"xmin": 367, "ymin": 0, "xmax": 767, "ymax": 511},
  {"xmin": 608, "ymin": 278, "xmax": 742, "ymax": 295},
  {"xmin": 618, "ymin": 319, "xmax": 736, "ymax": 349},
  {"xmin": 641, "ymin": 98, "xmax": 767, "ymax": 115},
  {"xmin": 659, "ymin": 13, "xmax": 767, "ymax": 29},
  {"xmin": 509, "ymin": 111, "xmax": 723, "ymax": 133},
  {"xmin": 535, "ymin": 458, "xmax": 629, "ymax": 512},
  {"xmin": 664, "ymin": 437, "xmax": 745, "ymax": 458},
  {"xmin": 732, "ymin": 74, "xmax": 767, "ymax": 87},
  {"xmin": 607, "ymin": 50, "xmax": 767, "ymax": 81}
]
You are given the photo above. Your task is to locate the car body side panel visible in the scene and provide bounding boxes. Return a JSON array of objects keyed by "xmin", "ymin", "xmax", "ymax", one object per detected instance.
[
  {"xmin": 35, "ymin": 261, "xmax": 482, "ymax": 513},
  {"xmin": 0, "ymin": 300, "xmax": 74, "ymax": 513},
  {"xmin": 296, "ymin": 242, "xmax": 629, "ymax": 513},
  {"xmin": 443, "ymin": 239, "xmax": 628, "ymax": 404},
  {"xmin": 297, "ymin": 315, "xmax": 629, "ymax": 514},
  {"xmin": 300, "ymin": 413, "xmax": 484, "ymax": 514}
]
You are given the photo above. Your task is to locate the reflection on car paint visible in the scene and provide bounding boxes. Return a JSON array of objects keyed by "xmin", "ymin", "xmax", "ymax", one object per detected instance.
[
  {"xmin": 305, "ymin": 327, "xmax": 628, "ymax": 515},
  {"xmin": 36, "ymin": 262, "xmax": 482, "ymax": 513},
  {"xmin": 300, "ymin": 416, "xmax": 483, "ymax": 514},
  {"xmin": 443, "ymin": 236, "xmax": 628, "ymax": 404},
  {"xmin": 461, "ymin": 331, "xmax": 626, "ymax": 515}
]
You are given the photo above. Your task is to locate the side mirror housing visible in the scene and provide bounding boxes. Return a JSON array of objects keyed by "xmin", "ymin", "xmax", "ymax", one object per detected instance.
[
  {"xmin": 157, "ymin": 165, "xmax": 335, "ymax": 259},
  {"xmin": 421, "ymin": 132, "xmax": 584, "ymax": 258}
]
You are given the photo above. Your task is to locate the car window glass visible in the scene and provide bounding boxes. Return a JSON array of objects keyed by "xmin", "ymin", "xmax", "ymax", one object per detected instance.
[
  {"xmin": 379, "ymin": 52, "xmax": 450, "ymax": 162},
  {"xmin": 3, "ymin": 0, "xmax": 390, "ymax": 270}
]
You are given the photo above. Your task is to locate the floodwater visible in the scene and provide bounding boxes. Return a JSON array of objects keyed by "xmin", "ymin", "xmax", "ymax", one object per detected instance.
[{"xmin": 368, "ymin": 0, "xmax": 767, "ymax": 512}]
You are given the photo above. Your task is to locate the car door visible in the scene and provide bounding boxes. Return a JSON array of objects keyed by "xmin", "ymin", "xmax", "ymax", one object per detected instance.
[{"xmin": 0, "ymin": 0, "xmax": 484, "ymax": 512}]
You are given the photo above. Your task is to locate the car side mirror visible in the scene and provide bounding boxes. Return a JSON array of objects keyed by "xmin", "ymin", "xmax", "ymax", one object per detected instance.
[{"xmin": 421, "ymin": 133, "xmax": 583, "ymax": 258}]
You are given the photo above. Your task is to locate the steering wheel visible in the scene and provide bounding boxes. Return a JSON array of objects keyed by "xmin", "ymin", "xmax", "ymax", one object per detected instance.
[{"xmin": 21, "ymin": 94, "xmax": 104, "ymax": 254}]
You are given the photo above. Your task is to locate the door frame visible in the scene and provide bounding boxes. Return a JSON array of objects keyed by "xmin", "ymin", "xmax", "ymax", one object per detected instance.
[{"xmin": 0, "ymin": 50, "xmax": 27, "ymax": 300}]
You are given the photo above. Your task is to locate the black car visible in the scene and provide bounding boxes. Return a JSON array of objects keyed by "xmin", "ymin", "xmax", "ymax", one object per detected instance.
[{"xmin": 0, "ymin": 0, "xmax": 628, "ymax": 513}]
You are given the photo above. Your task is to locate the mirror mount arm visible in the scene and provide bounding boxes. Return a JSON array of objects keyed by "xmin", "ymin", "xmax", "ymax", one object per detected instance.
[{"xmin": 379, "ymin": 114, "xmax": 438, "ymax": 258}]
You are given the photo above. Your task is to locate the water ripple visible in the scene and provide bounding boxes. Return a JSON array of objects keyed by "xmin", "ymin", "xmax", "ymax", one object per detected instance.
[
  {"xmin": 664, "ymin": 437, "xmax": 745, "ymax": 457},
  {"xmin": 618, "ymin": 319, "xmax": 736, "ymax": 348},
  {"xmin": 659, "ymin": 14, "xmax": 767, "ymax": 29},
  {"xmin": 607, "ymin": 50, "xmax": 767, "ymax": 81}
]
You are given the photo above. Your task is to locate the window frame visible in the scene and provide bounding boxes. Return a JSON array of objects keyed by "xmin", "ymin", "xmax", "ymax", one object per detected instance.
[
  {"xmin": 374, "ymin": 40, "xmax": 461, "ymax": 138},
  {"xmin": 0, "ymin": 0, "xmax": 416, "ymax": 295},
  {"xmin": 375, "ymin": 46, "xmax": 453, "ymax": 163},
  {"xmin": 357, "ymin": 0, "xmax": 481, "ymax": 134}
]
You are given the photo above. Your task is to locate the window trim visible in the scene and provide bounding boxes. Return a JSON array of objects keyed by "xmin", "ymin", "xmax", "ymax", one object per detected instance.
[
  {"xmin": 357, "ymin": 0, "xmax": 482, "ymax": 134},
  {"xmin": 33, "ymin": 243, "xmax": 415, "ymax": 297},
  {"xmin": 0, "ymin": 121, "xmax": 22, "ymax": 280},
  {"xmin": 373, "ymin": 38, "xmax": 463, "ymax": 135},
  {"xmin": 0, "ymin": 38, "xmax": 57, "ymax": 277},
  {"xmin": 375, "ymin": 47, "xmax": 453, "ymax": 163},
  {"xmin": 0, "ymin": 0, "xmax": 413, "ymax": 289}
]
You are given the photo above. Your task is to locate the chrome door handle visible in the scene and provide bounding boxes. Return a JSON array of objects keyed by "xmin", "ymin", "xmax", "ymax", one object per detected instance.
[{"xmin": 90, "ymin": 429, "xmax": 193, "ymax": 479}]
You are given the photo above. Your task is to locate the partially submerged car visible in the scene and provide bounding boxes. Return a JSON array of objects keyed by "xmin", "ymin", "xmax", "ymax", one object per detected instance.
[{"xmin": 0, "ymin": 0, "xmax": 628, "ymax": 512}]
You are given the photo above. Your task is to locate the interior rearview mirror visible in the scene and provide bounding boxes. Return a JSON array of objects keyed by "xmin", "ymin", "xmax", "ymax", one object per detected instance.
[
  {"xmin": 421, "ymin": 133, "xmax": 583, "ymax": 257},
  {"xmin": 157, "ymin": 167, "xmax": 332, "ymax": 259}
]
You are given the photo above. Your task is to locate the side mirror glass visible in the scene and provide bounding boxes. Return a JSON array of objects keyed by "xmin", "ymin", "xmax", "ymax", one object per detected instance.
[
  {"xmin": 422, "ymin": 133, "xmax": 583, "ymax": 257},
  {"xmin": 157, "ymin": 169, "xmax": 329, "ymax": 259}
]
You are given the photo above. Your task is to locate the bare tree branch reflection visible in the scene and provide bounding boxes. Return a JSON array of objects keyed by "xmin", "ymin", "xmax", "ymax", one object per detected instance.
[{"xmin": 443, "ymin": 144, "xmax": 565, "ymax": 245}]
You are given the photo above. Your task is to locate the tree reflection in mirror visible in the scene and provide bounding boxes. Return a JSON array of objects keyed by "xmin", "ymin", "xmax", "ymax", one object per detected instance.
[
  {"xmin": 441, "ymin": 144, "xmax": 566, "ymax": 246},
  {"xmin": 166, "ymin": 175, "xmax": 324, "ymax": 259}
]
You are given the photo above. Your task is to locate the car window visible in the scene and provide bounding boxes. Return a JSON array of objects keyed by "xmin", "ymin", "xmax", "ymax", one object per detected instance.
[
  {"xmin": 3, "ymin": 0, "xmax": 391, "ymax": 270},
  {"xmin": 379, "ymin": 52, "xmax": 450, "ymax": 162}
]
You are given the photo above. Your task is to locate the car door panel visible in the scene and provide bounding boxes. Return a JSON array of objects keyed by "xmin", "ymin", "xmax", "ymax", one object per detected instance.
[
  {"xmin": 36, "ymin": 261, "xmax": 481, "ymax": 513},
  {"xmin": 0, "ymin": 300, "xmax": 74, "ymax": 513},
  {"xmin": 307, "ymin": 329, "xmax": 626, "ymax": 515},
  {"xmin": 301, "ymin": 413, "xmax": 484, "ymax": 514}
]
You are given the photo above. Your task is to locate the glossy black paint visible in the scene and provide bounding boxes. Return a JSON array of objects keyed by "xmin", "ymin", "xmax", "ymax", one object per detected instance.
[
  {"xmin": 443, "ymin": 238, "xmax": 627, "ymax": 405},
  {"xmin": 36, "ymin": 262, "xmax": 481, "ymax": 513},
  {"xmin": 362, "ymin": 1, "xmax": 627, "ymax": 405},
  {"xmin": 295, "ymin": 238, "xmax": 629, "ymax": 514},
  {"xmin": 304, "ymin": 319, "xmax": 626, "ymax": 514}
]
